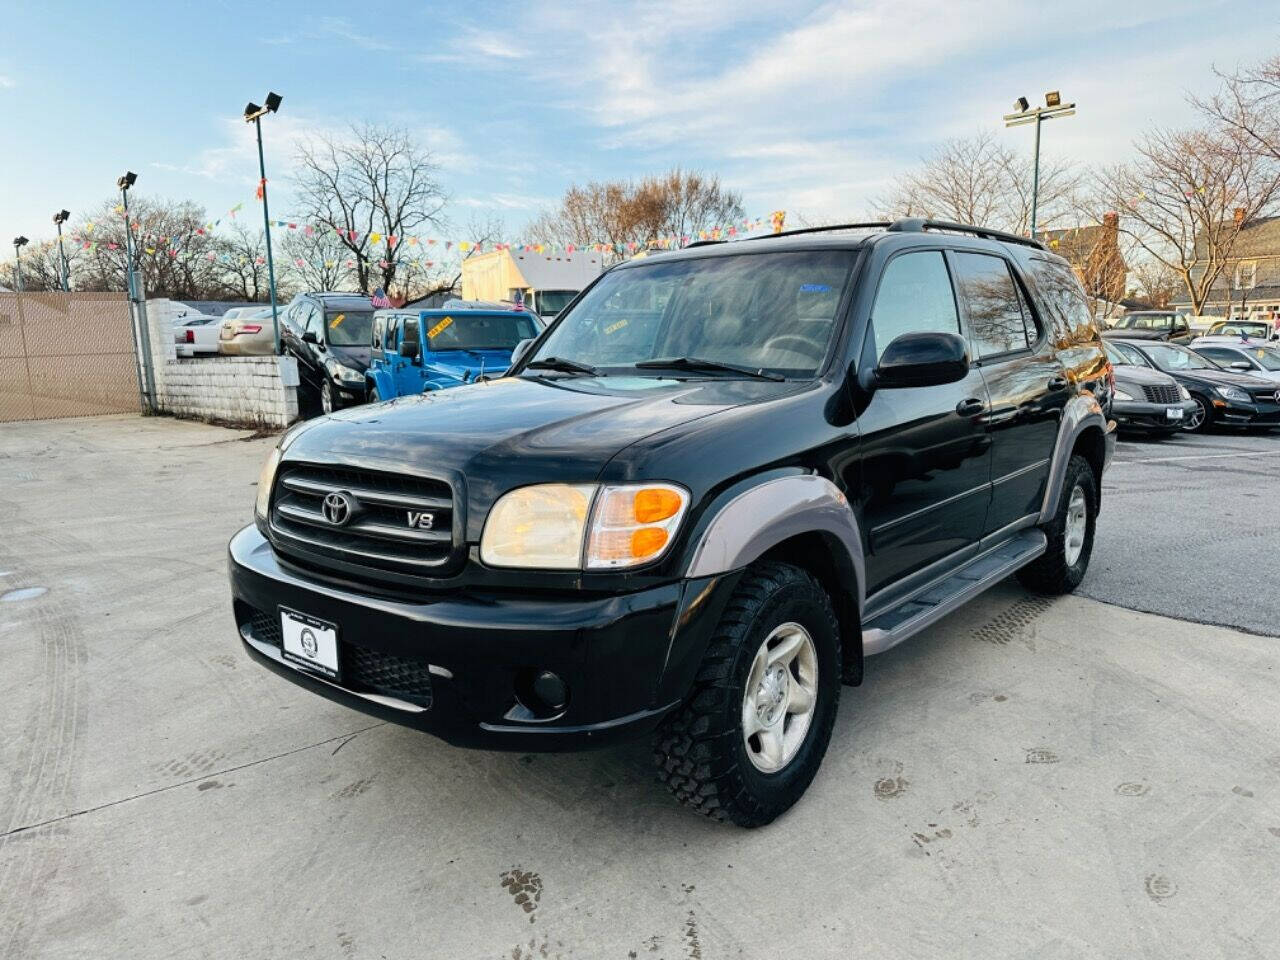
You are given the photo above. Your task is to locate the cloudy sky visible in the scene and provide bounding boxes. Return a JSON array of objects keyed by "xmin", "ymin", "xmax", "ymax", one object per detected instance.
[{"xmin": 1, "ymin": 0, "xmax": 1277, "ymax": 245}]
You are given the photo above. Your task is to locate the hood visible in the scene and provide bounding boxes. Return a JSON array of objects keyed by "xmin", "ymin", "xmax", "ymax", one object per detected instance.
[
  {"xmin": 285, "ymin": 374, "xmax": 803, "ymax": 538},
  {"xmin": 425, "ymin": 348, "xmax": 517, "ymax": 383},
  {"xmin": 1112, "ymin": 365, "xmax": 1176, "ymax": 388},
  {"xmin": 1163, "ymin": 367, "xmax": 1275, "ymax": 389},
  {"xmin": 329, "ymin": 345, "xmax": 371, "ymax": 371}
]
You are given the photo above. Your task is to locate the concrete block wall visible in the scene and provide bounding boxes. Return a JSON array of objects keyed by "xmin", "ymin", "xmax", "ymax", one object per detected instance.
[{"xmin": 146, "ymin": 298, "xmax": 300, "ymax": 428}]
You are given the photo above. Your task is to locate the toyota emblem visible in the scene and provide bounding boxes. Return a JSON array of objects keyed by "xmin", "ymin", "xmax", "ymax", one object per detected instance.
[{"xmin": 321, "ymin": 491, "xmax": 354, "ymax": 526}]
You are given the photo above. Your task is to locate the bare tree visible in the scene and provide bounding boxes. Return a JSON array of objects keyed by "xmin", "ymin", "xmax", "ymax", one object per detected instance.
[
  {"xmin": 219, "ymin": 222, "xmax": 271, "ymax": 301},
  {"xmin": 395, "ymin": 213, "xmax": 504, "ymax": 304},
  {"xmin": 877, "ymin": 131, "xmax": 1080, "ymax": 234},
  {"xmin": 1094, "ymin": 126, "xmax": 1280, "ymax": 314},
  {"xmin": 279, "ymin": 224, "xmax": 353, "ymax": 294},
  {"xmin": 1128, "ymin": 256, "xmax": 1180, "ymax": 308},
  {"xmin": 1196, "ymin": 54, "xmax": 1280, "ymax": 163},
  {"xmin": 2, "ymin": 240, "xmax": 74, "ymax": 292},
  {"xmin": 294, "ymin": 124, "xmax": 448, "ymax": 295},
  {"xmin": 529, "ymin": 169, "xmax": 745, "ymax": 262}
]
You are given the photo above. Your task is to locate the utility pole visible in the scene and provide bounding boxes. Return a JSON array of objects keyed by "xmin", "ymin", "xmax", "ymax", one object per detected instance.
[{"xmin": 1004, "ymin": 92, "xmax": 1077, "ymax": 237}]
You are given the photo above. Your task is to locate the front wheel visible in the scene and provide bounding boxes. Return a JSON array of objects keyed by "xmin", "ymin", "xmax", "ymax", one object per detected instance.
[
  {"xmin": 1182, "ymin": 394, "xmax": 1212, "ymax": 433},
  {"xmin": 320, "ymin": 379, "xmax": 335, "ymax": 415},
  {"xmin": 1017, "ymin": 454, "xmax": 1098, "ymax": 595},
  {"xmin": 368, "ymin": 386, "xmax": 381, "ymax": 404},
  {"xmin": 653, "ymin": 561, "xmax": 841, "ymax": 828}
]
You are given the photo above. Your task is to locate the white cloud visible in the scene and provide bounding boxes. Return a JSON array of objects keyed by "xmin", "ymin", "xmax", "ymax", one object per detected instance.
[
  {"xmin": 0, "ymin": 75, "xmax": 14, "ymax": 89},
  {"xmin": 317, "ymin": 16, "xmax": 393, "ymax": 51}
]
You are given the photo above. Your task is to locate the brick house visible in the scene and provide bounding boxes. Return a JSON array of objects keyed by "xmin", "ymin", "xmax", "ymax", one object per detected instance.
[
  {"xmin": 1038, "ymin": 212, "xmax": 1128, "ymax": 310},
  {"xmin": 1173, "ymin": 211, "xmax": 1280, "ymax": 321}
]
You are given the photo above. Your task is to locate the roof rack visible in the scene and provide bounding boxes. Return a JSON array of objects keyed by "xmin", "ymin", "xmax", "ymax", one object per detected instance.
[{"xmin": 742, "ymin": 218, "xmax": 1045, "ymax": 250}]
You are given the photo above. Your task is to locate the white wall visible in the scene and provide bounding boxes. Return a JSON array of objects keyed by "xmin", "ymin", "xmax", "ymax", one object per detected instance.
[{"xmin": 146, "ymin": 298, "xmax": 300, "ymax": 428}]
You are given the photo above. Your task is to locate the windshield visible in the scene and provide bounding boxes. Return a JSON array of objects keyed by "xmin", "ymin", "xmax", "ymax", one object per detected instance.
[
  {"xmin": 1144, "ymin": 343, "xmax": 1219, "ymax": 371},
  {"xmin": 529, "ymin": 250, "xmax": 856, "ymax": 377},
  {"xmin": 1114, "ymin": 313, "xmax": 1175, "ymax": 330},
  {"xmin": 325, "ymin": 309, "xmax": 374, "ymax": 347},
  {"xmin": 1215, "ymin": 322, "xmax": 1270, "ymax": 337},
  {"xmin": 533, "ymin": 290, "xmax": 577, "ymax": 317},
  {"xmin": 425, "ymin": 312, "xmax": 541, "ymax": 351},
  {"xmin": 1241, "ymin": 347, "xmax": 1280, "ymax": 371}
]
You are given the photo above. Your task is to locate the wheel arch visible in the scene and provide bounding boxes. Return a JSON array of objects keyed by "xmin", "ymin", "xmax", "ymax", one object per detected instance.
[{"xmin": 1040, "ymin": 394, "xmax": 1108, "ymax": 523}]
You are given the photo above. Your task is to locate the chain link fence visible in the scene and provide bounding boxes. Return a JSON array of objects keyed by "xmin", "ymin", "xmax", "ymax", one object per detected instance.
[{"xmin": 0, "ymin": 291, "xmax": 144, "ymax": 423}]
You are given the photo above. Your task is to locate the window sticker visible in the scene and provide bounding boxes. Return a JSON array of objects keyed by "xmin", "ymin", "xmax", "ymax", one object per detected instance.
[
  {"xmin": 604, "ymin": 318, "xmax": 629, "ymax": 335},
  {"xmin": 799, "ymin": 284, "xmax": 831, "ymax": 293},
  {"xmin": 329, "ymin": 313, "xmax": 345, "ymax": 328},
  {"xmin": 427, "ymin": 316, "xmax": 454, "ymax": 339}
]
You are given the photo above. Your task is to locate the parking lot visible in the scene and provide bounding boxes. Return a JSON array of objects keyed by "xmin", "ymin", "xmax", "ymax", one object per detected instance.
[{"xmin": 2, "ymin": 414, "xmax": 1279, "ymax": 960}]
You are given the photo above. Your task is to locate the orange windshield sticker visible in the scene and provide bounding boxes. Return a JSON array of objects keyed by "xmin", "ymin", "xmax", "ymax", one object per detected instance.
[
  {"xmin": 427, "ymin": 316, "xmax": 454, "ymax": 339},
  {"xmin": 604, "ymin": 318, "xmax": 629, "ymax": 335},
  {"xmin": 329, "ymin": 313, "xmax": 345, "ymax": 328}
]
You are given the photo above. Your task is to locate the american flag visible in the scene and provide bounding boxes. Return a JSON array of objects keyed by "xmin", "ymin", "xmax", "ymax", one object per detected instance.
[{"xmin": 370, "ymin": 287, "xmax": 392, "ymax": 308}]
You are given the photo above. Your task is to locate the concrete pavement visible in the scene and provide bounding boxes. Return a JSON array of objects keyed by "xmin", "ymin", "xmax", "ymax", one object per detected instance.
[{"xmin": 2, "ymin": 415, "xmax": 1278, "ymax": 960}]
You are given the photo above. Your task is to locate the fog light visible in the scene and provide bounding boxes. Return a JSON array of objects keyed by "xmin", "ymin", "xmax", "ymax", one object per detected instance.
[{"xmin": 531, "ymin": 671, "xmax": 568, "ymax": 712}]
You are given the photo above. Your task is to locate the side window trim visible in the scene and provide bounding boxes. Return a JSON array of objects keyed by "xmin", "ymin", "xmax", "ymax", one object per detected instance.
[{"xmin": 866, "ymin": 246, "xmax": 964, "ymax": 362}]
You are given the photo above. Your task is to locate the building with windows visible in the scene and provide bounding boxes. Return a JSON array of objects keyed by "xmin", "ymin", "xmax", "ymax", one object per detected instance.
[
  {"xmin": 1172, "ymin": 213, "xmax": 1280, "ymax": 322},
  {"xmin": 461, "ymin": 249, "xmax": 603, "ymax": 319}
]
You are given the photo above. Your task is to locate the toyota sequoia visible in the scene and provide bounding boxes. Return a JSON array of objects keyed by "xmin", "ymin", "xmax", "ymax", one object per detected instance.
[{"xmin": 229, "ymin": 219, "xmax": 1116, "ymax": 827}]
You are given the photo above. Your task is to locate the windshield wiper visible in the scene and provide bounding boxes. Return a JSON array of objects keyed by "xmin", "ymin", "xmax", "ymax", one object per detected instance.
[
  {"xmin": 633, "ymin": 356, "xmax": 785, "ymax": 381},
  {"xmin": 526, "ymin": 356, "xmax": 602, "ymax": 377}
]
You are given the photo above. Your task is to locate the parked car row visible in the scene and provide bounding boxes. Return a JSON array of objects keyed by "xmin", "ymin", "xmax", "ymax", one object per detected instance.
[{"xmin": 1105, "ymin": 335, "xmax": 1280, "ymax": 435}]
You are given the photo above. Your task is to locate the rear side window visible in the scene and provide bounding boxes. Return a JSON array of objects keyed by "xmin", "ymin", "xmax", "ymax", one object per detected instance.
[
  {"xmin": 869, "ymin": 251, "xmax": 960, "ymax": 359},
  {"xmin": 1029, "ymin": 259, "xmax": 1099, "ymax": 344},
  {"xmin": 372, "ymin": 316, "xmax": 386, "ymax": 349},
  {"xmin": 950, "ymin": 251, "xmax": 1032, "ymax": 359}
]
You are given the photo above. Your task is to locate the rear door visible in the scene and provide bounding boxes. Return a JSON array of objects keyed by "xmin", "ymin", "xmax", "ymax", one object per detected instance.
[
  {"xmin": 857, "ymin": 249, "xmax": 993, "ymax": 596},
  {"xmin": 950, "ymin": 250, "xmax": 1066, "ymax": 535}
]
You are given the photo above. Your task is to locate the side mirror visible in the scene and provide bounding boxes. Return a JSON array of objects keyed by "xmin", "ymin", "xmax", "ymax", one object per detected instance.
[
  {"xmin": 399, "ymin": 339, "xmax": 421, "ymax": 360},
  {"xmin": 1230, "ymin": 360, "xmax": 1252, "ymax": 371},
  {"xmin": 510, "ymin": 338, "xmax": 536, "ymax": 367},
  {"xmin": 873, "ymin": 331, "xmax": 970, "ymax": 389},
  {"xmin": 301, "ymin": 330, "xmax": 318, "ymax": 345}
]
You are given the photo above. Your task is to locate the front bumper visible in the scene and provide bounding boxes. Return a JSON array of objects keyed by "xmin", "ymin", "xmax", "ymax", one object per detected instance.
[
  {"xmin": 1215, "ymin": 397, "xmax": 1280, "ymax": 426},
  {"xmin": 228, "ymin": 525, "xmax": 736, "ymax": 750},
  {"xmin": 1113, "ymin": 398, "xmax": 1198, "ymax": 432}
]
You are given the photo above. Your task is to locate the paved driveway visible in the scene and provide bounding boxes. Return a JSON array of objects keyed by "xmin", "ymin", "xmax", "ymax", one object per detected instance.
[{"xmin": 2, "ymin": 416, "xmax": 1278, "ymax": 960}]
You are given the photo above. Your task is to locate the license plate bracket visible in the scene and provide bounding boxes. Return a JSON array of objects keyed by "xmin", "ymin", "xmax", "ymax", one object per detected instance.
[{"xmin": 279, "ymin": 607, "xmax": 341, "ymax": 681}]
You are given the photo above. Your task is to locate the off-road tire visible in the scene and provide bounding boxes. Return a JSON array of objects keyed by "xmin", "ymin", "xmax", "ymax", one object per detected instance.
[
  {"xmin": 1017, "ymin": 454, "xmax": 1097, "ymax": 595},
  {"xmin": 653, "ymin": 561, "xmax": 841, "ymax": 828},
  {"xmin": 368, "ymin": 386, "xmax": 381, "ymax": 404}
]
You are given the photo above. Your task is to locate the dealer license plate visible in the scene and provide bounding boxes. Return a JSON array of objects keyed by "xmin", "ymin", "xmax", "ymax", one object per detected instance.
[
  {"xmin": 1166, "ymin": 407, "xmax": 1183, "ymax": 420},
  {"xmin": 280, "ymin": 608, "xmax": 340, "ymax": 680}
]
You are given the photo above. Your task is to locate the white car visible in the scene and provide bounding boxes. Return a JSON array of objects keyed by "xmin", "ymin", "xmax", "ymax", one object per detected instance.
[
  {"xmin": 174, "ymin": 315, "xmax": 223, "ymax": 357},
  {"xmin": 1190, "ymin": 337, "xmax": 1280, "ymax": 384}
]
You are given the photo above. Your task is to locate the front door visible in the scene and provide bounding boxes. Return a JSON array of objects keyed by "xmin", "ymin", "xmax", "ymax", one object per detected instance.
[
  {"xmin": 394, "ymin": 318, "xmax": 426, "ymax": 395},
  {"xmin": 949, "ymin": 250, "xmax": 1066, "ymax": 534},
  {"xmin": 857, "ymin": 249, "xmax": 993, "ymax": 596}
]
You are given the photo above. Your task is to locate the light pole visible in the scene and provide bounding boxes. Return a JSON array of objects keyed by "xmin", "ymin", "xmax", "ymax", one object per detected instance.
[
  {"xmin": 1003, "ymin": 91, "xmax": 1076, "ymax": 237},
  {"xmin": 118, "ymin": 170, "xmax": 155, "ymax": 411},
  {"xmin": 244, "ymin": 91, "xmax": 282, "ymax": 353},
  {"xmin": 52, "ymin": 209, "xmax": 70, "ymax": 291},
  {"xmin": 12, "ymin": 235, "xmax": 28, "ymax": 291}
]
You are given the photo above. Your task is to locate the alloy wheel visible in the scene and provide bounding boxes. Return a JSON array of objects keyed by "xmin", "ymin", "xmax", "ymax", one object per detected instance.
[
  {"xmin": 1064, "ymin": 484, "xmax": 1088, "ymax": 566},
  {"xmin": 742, "ymin": 622, "xmax": 819, "ymax": 774},
  {"xmin": 321, "ymin": 381, "xmax": 334, "ymax": 415},
  {"xmin": 1182, "ymin": 398, "xmax": 1206, "ymax": 431}
]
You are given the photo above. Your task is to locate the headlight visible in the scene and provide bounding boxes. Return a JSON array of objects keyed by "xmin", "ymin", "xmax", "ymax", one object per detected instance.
[
  {"xmin": 480, "ymin": 482, "xmax": 690, "ymax": 570},
  {"xmin": 1178, "ymin": 385, "xmax": 1190, "ymax": 400},
  {"xmin": 1217, "ymin": 385, "xmax": 1250, "ymax": 403},
  {"xmin": 1113, "ymin": 387, "xmax": 1134, "ymax": 401},
  {"xmin": 480, "ymin": 484, "xmax": 594, "ymax": 569},
  {"xmin": 254, "ymin": 446, "xmax": 282, "ymax": 519},
  {"xmin": 329, "ymin": 361, "xmax": 364, "ymax": 384}
]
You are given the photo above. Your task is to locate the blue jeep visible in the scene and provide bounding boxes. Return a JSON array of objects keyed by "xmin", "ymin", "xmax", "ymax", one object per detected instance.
[{"xmin": 365, "ymin": 307, "xmax": 544, "ymax": 401}]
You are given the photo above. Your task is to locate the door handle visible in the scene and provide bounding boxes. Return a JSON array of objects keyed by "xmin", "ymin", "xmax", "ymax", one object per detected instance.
[
  {"xmin": 956, "ymin": 397, "xmax": 986, "ymax": 416},
  {"xmin": 1048, "ymin": 376, "xmax": 1069, "ymax": 391}
]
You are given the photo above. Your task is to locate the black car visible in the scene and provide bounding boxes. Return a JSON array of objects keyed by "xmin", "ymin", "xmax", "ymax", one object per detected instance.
[
  {"xmin": 1102, "ymin": 310, "xmax": 1194, "ymax": 343},
  {"xmin": 1109, "ymin": 338, "xmax": 1280, "ymax": 433},
  {"xmin": 279, "ymin": 292, "xmax": 376, "ymax": 415},
  {"xmin": 1103, "ymin": 342, "xmax": 1197, "ymax": 435},
  {"xmin": 230, "ymin": 219, "xmax": 1116, "ymax": 827}
]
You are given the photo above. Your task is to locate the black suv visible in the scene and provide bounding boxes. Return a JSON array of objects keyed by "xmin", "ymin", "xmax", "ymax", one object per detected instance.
[
  {"xmin": 230, "ymin": 220, "xmax": 1115, "ymax": 827},
  {"xmin": 278, "ymin": 291, "xmax": 376, "ymax": 415}
]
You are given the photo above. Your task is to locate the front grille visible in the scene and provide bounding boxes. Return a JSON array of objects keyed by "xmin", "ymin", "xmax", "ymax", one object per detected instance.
[
  {"xmin": 1252, "ymin": 387, "xmax": 1280, "ymax": 404},
  {"xmin": 270, "ymin": 462, "xmax": 456, "ymax": 576},
  {"xmin": 1141, "ymin": 383, "xmax": 1182, "ymax": 404},
  {"xmin": 240, "ymin": 603, "xmax": 432, "ymax": 708}
]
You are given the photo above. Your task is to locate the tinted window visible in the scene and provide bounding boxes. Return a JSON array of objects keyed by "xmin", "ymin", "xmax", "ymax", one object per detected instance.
[
  {"xmin": 325, "ymin": 309, "xmax": 374, "ymax": 347},
  {"xmin": 534, "ymin": 250, "xmax": 856, "ymax": 375},
  {"xmin": 372, "ymin": 316, "xmax": 386, "ymax": 349},
  {"xmin": 951, "ymin": 252, "xmax": 1029, "ymax": 359},
  {"xmin": 303, "ymin": 304, "xmax": 324, "ymax": 339},
  {"xmin": 869, "ymin": 251, "xmax": 960, "ymax": 360},
  {"xmin": 1029, "ymin": 260, "xmax": 1099, "ymax": 344},
  {"xmin": 426, "ymin": 313, "xmax": 541, "ymax": 351},
  {"xmin": 1197, "ymin": 347, "xmax": 1242, "ymax": 366},
  {"xmin": 1145, "ymin": 344, "xmax": 1219, "ymax": 371},
  {"xmin": 1110, "ymin": 341, "xmax": 1150, "ymax": 367}
]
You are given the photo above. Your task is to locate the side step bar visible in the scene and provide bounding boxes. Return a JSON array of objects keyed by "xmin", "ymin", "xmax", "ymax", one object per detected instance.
[{"xmin": 862, "ymin": 529, "xmax": 1047, "ymax": 656}]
